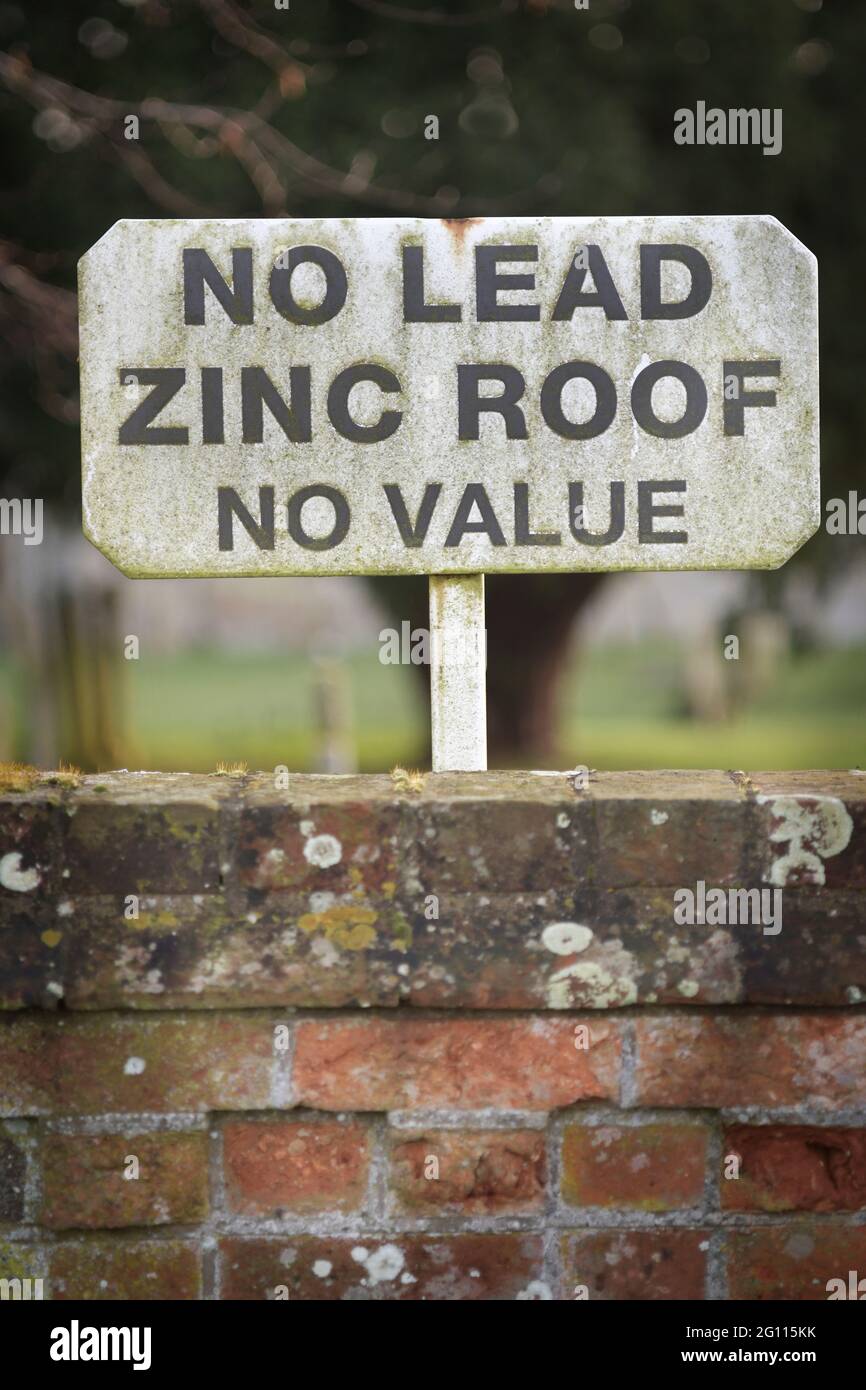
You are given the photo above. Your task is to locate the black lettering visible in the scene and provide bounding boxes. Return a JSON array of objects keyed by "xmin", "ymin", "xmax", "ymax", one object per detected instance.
[
  {"xmin": 552, "ymin": 246, "xmax": 627, "ymax": 321},
  {"xmin": 402, "ymin": 246, "xmax": 461, "ymax": 322},
  {"xmin": 723, "ymin": 360, "xmax": 781, "ymax": 435},
  {"xmin": 444, "ymin": 484, "xmax": 507, "ymax": 547},
  {"xmin": 287, "ymin": 484, "xmax": 351, "ymax": 550},
  {"xmin": 241, "ymin": 367, "xmax": 312, "ymax": 443},
  {"xmin": 218, "ymin": 485, "xmax": 275, "ymax": 551},
  {"xmin": 541, "ymin": 362, "xmax": 617, "ymax": 439},
  {"xmin": 183, "ymin": 248, "xmax": 253, "ymax": 325},
  {"xmin": 514, "ymin": 483, "xmax": 561, "ymax": 545},
  {"xmin": 631, "ymin": 361, "xmax": 707, "ymax": 438},
  {"xmin": 118, "ymin": 368, "xmax": 187, "ymax": 445},
  {"xmin": 476, "ymin": 245, "xmax": 540, "ymax": 321},
  {"xmin": 457, "ymin": 364, "xmax": 527, "ymax": 440},
  {"xmin": 327, "ymin": 365, "xmax": 402, "ymax": 443},
  {"xmin": 269, "ymin": 245, "xmax": 347, "ymax": 326},
  {"xmin": 384, "ymin": 483, "xmax": 442, "ymax": 546},
  {"xmin": 201, "ymin": 368, "xmax": 224, "ymax": 444},
  {"xmin": 638, "ymin": 480, "xmax": 687, "ymax": 544},
  {"xmin": 569, "ymin": 482, "xmax": 626, "ymax": 546},
  {"xmin": 640, "ymin": 244, "xmax": 712, "ymax": 320}
]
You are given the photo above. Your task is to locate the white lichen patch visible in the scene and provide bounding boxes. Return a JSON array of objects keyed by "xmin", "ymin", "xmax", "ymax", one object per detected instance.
[
  {"xmin": 123, "ymin": 1056, "xmax": 146, "ymax": 1075},
  {"xmin": 546, "ymin": 939, "xmax": 638, "ymax": 1008},
  {"xmin": 784, "ymin": 1232, "xmax": 815, "ymax": 1260},
  {"xmin": 309, "ymin": 891, "xmax": 336, "ymax": 912},
  {"xmin": 310, "ymin": 935, "xmax": 341, "ymax": 969},
  {"xmin": 680, "ymin": 929, "xmax": 741, "ymax": 1004},
  {"xmin": 354, "ymin": 1244, "xmax": 404, "ymax": 1285},
  {"xmin": 303, "ymin": 834, "xmax": 342, "ymax": 869},
  {"xmin": 541, "ymin": 922, "xmax": 594, "ymax": 956},
  {"xmin": 0, "ymin": 851, "xmax": 41, "ymax": 893},
  {"xmin": 758, "ymin": 794, "xmax": 853, "ymax": 886},
  {"xmin": 650, "ymin": 809, "xmax": 669, "ymax": 826},
  {"xmin": 547, "ymin": 960, "xmax": 638, "ymax": 1009},
  {"xmin": 516, "ymin": 1280, "xmax": 553, "ymax": 1300},
  {"xmin": 117, "ymin": 943, "xmax": 164, "ymax": 994},
  {"xmin": 312, "ymin": 1260, "xmax": 332, "ymax": 1279}
]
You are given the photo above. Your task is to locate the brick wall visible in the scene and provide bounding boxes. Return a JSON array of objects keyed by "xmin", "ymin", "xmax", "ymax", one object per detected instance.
[{"xmin": 1, "ymin": 769, "xmax": 865, "ymax": 1300}]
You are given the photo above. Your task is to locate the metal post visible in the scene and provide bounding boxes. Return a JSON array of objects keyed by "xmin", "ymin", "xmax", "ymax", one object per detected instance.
[{"xmin": 429, "ymin": 573, "xmax": 487, "ymax": 772}]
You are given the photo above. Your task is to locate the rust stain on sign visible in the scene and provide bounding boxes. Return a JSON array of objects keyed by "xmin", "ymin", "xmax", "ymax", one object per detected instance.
[{"xmin": 441, "ymin": 217, "xmax": 484, "ymax": 245}]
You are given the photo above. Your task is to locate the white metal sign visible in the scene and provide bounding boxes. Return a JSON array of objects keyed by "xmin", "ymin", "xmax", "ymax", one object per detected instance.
[
  {"xmin": 79, "ymin": 215, "xmax": 819, "ymax": 580},
  {"xmin": 78, "ymin": 215, "xmax": 819, "ymax": 770}
]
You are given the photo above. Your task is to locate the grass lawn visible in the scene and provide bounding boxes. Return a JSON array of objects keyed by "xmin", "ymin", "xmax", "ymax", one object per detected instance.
[{"xmin": 1, "ymin": 640, "xmax": 863, "ymax": 772}]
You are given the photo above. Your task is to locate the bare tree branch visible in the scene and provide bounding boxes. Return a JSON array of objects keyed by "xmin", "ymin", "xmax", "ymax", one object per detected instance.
[
  {"xmin": 347, "ymin": 0, "xmax": 510, "ymax": 26},
  {"xmin": 0, "ymin": 240, "xmax": 79, "ymax": 422},
  {"xmin": 0, "ymin": 49, "xmax": 532, "ymax": 215},
  {"xmin": 109, "ymin": 139, "xmax": 213, "ymax": 216},
  {"xmin": 198, "ymin": 0, "xmax": 307, "ymax": 98}
]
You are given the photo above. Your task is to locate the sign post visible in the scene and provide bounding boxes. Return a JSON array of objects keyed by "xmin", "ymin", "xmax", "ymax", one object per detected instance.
[
  {"xmin": 78, "ymin": 215, "xmax": 819, "ymax": 770},
  {"xmin": 429, "ymin": 572, "xmax": 486, "ymax": 771}
]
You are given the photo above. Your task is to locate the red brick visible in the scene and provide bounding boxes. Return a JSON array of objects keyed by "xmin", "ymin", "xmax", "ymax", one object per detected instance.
[
  {"xmin": 223, "ymin": 1119, "xmax": 369, "ymax": 1215},
  {"xmin": 0, "ymin": 794, "xmax": 64, "ymax": 900},
  {"xmin": 0, "ymin": 897, "xmax": 66, "ymax": 1009},
  {"xmin": 41, "ymin": 1132, "xmax": 209, "ymax": 1230},
  {"xmin": 412, "ymin": 796, "xmax": 589, "ymax": 893},
  {"xmin": 727, "ymin": 1226, "xmax": 866, "ymax": 1300},
  {"xmin": 0, "ymin": 1017, "xmax": 53, "ymax": 1115},
  {"xmin": 562, "ymin": 1123, "xmax": 707, "ymax": 1211},
  {"xmin": 64, "ymin": 893, "xmax": 400, "ymax": 1011},
  {"xmin": 0, "ymin": 1123, "xmax": 29, "ymax": 1220},
  {"xmin": 220, "ymin": 1234, "xmax": 545, "ymax": 1300},
  {"xmin": 0, "ymin": 1239, "xmax": 43, "ymax": 1285},
  {"xmin": 593, "ymin": 771, "xmax": 745, "ymax": 888},
  {"xmin": 50, "ymin": 1239, "xmax": 201, "ymax": 1299},
  {"xmin": 238, "ymin": 786, "xmax": 402, "ymax": 895},
  {"xmin": 560, "ymin": 1230, "xmax": 708, "ymax": 1300},
  {"xmin": 750, "ymin": 773, "xmax": 866, "ymax": 889},
  {"xmin": 294, "ymin": 1017, "xmax": 620, "ymax": 1111},
  {"xmin": 53, "ymin": 1014, "xmax": 275, "ymax": 1114},
  {"xmin": 635, "ymin": 1015, "xmax": 866, "ymax": 1109},
  {"xmin": 388, "ymin": 1128, "xmax": 545, "ymax": 1214},
  {"xmin": 722, "ymin": 1125, "xmax": 866, "ymax": 1212},
  {"xmin": 65, "ymin": 782, "xmax": 222, "ymax": 894},
  {"xmin": 3, "ymin": 1014, "xmax": 280, "ymax": 1116}
]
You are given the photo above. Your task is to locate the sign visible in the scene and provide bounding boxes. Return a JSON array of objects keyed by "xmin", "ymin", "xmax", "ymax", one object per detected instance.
[{"xmin": 78, "ymin": 215, "xmax": 819, "ymax": 579}]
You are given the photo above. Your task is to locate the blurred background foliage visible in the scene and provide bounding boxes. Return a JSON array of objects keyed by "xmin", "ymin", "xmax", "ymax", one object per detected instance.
[{"xmin": 0, "ymin": 0, "xmax": 863, "ymax": 771}]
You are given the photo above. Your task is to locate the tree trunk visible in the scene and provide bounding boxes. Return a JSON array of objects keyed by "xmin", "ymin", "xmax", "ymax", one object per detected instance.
[{"xmin": 485, "ymin": 574, "xmax": 603, "ymax": 764}]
